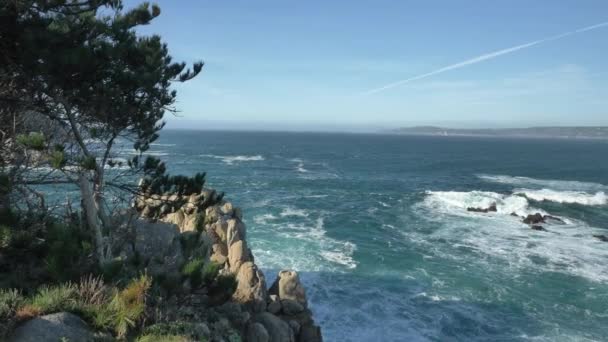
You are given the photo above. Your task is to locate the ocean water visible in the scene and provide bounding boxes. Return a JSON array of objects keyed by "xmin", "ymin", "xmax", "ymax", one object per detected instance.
[{"xmin": 143, "ymin": 131, "xmax": 608, "ymax": 341}]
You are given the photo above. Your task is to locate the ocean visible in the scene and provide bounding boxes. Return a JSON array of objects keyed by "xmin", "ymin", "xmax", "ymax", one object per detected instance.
[{"xmin": 145, "ymin": 130, "xmax": 608, "ymax": 341}]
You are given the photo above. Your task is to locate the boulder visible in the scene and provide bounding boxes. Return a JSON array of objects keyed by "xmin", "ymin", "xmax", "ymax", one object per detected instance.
[
  {"xmin": 228, "ymin": 239, "xmax": 251, "ymax": 273},
  {"xmin": 288, "ymin": 320, "xmax": 301, "ymax": 335},
  {"xmin": 226, "ymin": 219, "xmax": 246, "ymax": 246},
  {"xmin": 205, "ymin": 206, "xmax": 222, "ymax": 224},
  {"xmin": 268, "ymin": 270, "xmax": 307, "ymax": 306},
  {"xmin": 212, "ymin": 219, "xmax": 228, "ymax": 241},
  {"xmin": 523, "ymin": 213, "xmax": 545, "ymax": 225},
  {"xmin": 593, "ymin": 234, "xmax": 608, "ymax": 242},
  {"xmin": 299, "ymin": 323, "xmax": 323, "ymax": 342},
  {"xmin": 233, "ymin": 261, "xmax": 268, "ymax": 312},
  {"xmin": 281, "ymin": 299, "xmax": 305, "ymax": 316},
  {"xmin": 9, "ymin": 312, "xmax": 103, "ymax": 342},
  {"xmin": 210, "ymin": 243, "xmax": 228, "ymax": 265},
  {"xmin": 267, "ymin": 295, "xmax": 282, "ymax": 314},
  {"xmin": 247, "ymin": 322, "xmax": 270, "ymax": 342},
  {"xmin": 255, "ymin": 312, "xmax": 295, "ymax": 342},
  {"xmin": 221, "ymin": 202, "xmax": 234, "ymax": 216},
  {"xmin": 132, "ymin": 219, "xmax": 184, "ymax": 277}
]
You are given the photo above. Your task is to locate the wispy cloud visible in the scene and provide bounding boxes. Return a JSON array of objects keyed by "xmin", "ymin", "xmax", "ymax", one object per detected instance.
[{"xmin": 362, "ymin": 21, "xmax": 608, "ymax": 95}]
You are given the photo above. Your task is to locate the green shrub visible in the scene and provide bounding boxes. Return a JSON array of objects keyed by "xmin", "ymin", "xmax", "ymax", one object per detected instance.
[
  {"xmin": 142, "ymin": 322, "xmax": 208, "ymax": 342},
  {"xmin": 209, "ymin": 273, "xmax": 237, "ymax": 300},
  {"xmin": 101, "ymin": 259, "xmax": 125, "ymax": 282},
  {"xmin": 201, "ymin": 262, "xmax": 221, "ymax": 286},
  {"xmin": 136, "ymin": 334, "xmax": 190, "ymax": 342},
  {"xmin": 194, "ymin": 212, "xmax": 205, "ymax": 233},
  {"xmin": 45, "ymin": 223, "xmax": 86, "ymax": 281},
  {"xmin": 179, "ymin": 232, "xmax": 200, "ymax": 258},
  {"xmin": 106, "ymin": 274, "xmax": 152, "ymax": 338},
  {"xmin": 0, "ymin": 173, "xmax": 10, "ymax": 194},
  {"xmin": 181, "ymin": 258, "xmax": 205, "ymax": 288},
  {"xmin": 0, "ymin": 289, "xmax": 23, "ymax": 338},
  {"xmin": 16, "ymin": 132, "xmax": 45, "ymax": 150},
  {"xmin": 80, "ymin": 156, "xmax": 97, "ymax": 170},
  {"xmin": 0, "ymin": 289, "xmax": 23, "ymax": 319},
  {"xmin": 49, "ymin": 150, "xmax": 67, "ymax": 169},
  {"xmin": 0, "ymin": 225, "xmax": 11, "ymax": 249},
  {"xmin": 29, "ymin": 283, "xmax": 77, "ymax": 314}
]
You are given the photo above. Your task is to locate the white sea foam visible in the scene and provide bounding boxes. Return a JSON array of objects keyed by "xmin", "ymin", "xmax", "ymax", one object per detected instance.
[
  {"xmin": 416, "ymin": 191, "xmax": 608, "ymax": 282},
  {"xmin": 320, "ymin": 248, "xmax": 357, "ymax": 269},
  {"xmin": 150, "ymin": 143, "xmax": 176, "ymax": 147},
  {"xmin": 253, "ymin": 213, "xmax": 277, "ymax": 225},
  {"xmin": 423, "ymin": 190, "xmax": 540, "ymax": 217},
  {"xmin": 515, "ymin": 188, "xmax": 608, "ymax": 205},
  {"xmin": 378, "ymin": 201, "xmax": 391, "ymax": 208},
  {"xmin": 478, "ymin": 174, "xmax": 607, "ymax": 191},
  {"xmin": 280, "ymin": 207, "xmax": 309, "ymax": 217},
  {"xmin": 201, "ymin": 154, "xmax": 264, "ymax": 164}
]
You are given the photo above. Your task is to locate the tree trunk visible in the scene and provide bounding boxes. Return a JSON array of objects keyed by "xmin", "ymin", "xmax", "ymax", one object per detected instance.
[{"xmin": 79, "ymin": 173, "xmax": 110, "ymax": 264}]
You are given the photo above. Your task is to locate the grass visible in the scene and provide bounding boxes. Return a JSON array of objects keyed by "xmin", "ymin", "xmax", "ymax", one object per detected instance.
[
  {"xmin": 181, "ymin": 258, "xmax": 205, "ymax": 288},
  {"xmin": 1, "ymin": 275, "xmax": 152, "ymax": 339}
]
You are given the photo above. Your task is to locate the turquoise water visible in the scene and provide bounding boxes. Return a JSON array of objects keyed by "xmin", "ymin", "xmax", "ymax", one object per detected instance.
[{"xmin": 146, "ymin": 131, "xmax": 608, "ymax": 341}]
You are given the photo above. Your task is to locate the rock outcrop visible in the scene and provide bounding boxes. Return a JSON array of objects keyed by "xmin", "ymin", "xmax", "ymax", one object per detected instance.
[{"xmin": 135, "ymin": 188, "xmax": 323, "ymax": 341}]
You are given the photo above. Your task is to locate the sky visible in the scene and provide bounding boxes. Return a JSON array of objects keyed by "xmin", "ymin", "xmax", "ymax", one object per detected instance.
[{"xmin": 126, "ymin": 0, "xmax": 608, "ymax": 131}]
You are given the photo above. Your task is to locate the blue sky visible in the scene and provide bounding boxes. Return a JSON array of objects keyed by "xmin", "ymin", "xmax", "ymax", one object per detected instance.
[{"xmin": 127, "ymin": 0, "xmax": 608, "ymax": 130}]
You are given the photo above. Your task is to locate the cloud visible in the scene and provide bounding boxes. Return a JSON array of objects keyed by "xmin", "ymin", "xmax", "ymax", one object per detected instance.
[{"xmin": 362, "ymin": 21, "xmax": 608, "ymax": 95}]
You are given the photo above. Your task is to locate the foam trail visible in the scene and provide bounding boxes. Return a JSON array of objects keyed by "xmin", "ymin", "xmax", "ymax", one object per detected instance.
[{"xmin": 363, "ymin": 21, "xmax": 608, "ymax": 95}]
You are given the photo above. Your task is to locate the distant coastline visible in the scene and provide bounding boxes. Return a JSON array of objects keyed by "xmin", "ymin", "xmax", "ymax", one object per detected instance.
[{"xmin": 391, "ymin": 126, "xmax": 608, "ymax": 140}]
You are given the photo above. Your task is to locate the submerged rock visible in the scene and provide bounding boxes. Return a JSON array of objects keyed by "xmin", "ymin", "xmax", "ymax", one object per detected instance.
[
  {"xmin": 467, "ymin": 203, "xmax": 497, "ymax": 213},
  {"xmin": 530, "ymin": 225, "xmax": 547, "ymax": 231},
  {"xmin": 593, "ymin": 234, "xmax": 608, "ymax": 242},
  {"xmin": 523, "ymin": 213, "xmax": 545, "ymax": 225}
]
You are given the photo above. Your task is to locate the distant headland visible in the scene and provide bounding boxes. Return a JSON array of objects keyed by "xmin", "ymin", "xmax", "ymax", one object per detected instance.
[{"xmin": 391, "ymin": 126, "xmax": 608, "ymax": 139}]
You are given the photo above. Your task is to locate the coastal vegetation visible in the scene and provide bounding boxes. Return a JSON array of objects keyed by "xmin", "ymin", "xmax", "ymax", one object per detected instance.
[{"xmin": 0, "ymin": 1, "xmax": 321, "ymax": 341}]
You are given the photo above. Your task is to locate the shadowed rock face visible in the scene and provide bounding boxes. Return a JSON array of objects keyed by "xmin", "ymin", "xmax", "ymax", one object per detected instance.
[{"xmin": 9, "ymin": 312, "xmax": 107, "ymax": 342}]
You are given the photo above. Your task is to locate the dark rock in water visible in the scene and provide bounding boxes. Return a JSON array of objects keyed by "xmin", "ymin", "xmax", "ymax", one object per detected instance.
[
  {"xmin": 510, "ymin": 212, "xmax": 520, "ymax": 217},
  {"xmin": 523, "ymin": 213, "xmax": 545, "ymax": 225},
  {"xmin": 530, "ymin": 225, "xmax": 547, "ymax": 231},
  {"xmin": 467, "ymin": 203, "xmax": 497, "ymax": 213},
  {"xmin": 543, "ymin": 215, "xmax": 565, "ymax": 224},
  {"xmin": 593, "ymin": 234, "xmax": 608, "ymax": 242}
]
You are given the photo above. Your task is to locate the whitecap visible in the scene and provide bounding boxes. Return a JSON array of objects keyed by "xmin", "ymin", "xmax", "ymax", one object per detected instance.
[
  {"xmin": 515, "ymin": 188, "xmax": 607, "ymax": 206},
  {"xmin": 478, "ymin": 174, "xmax": 607, "ymax": 191},
  {"xmin": 279, "ymin": 207, "xmax": 309, "ymax": 217},
  {"xmin": 253, "ymin": 213, "xmax": 278, "ymax": 225},
  {"xmin": 415, "ymin": 191, "xmax": 608, "ymax": 282},
  {"xmin": 201, "ymin": 154, "xmax": 264, "ymax": 164},
  {"xmin": 423, "ymin": 190, "xmax": 539, "ymax": 217}
]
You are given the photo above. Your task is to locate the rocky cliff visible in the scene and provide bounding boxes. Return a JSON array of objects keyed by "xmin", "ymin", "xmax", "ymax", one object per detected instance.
[{"xmin": 133, "ymin": 189, "xmax": 323, "ymax": 342}]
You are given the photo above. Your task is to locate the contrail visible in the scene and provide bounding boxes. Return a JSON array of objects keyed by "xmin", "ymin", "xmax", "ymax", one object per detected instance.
[{"xmin": 363, "ymin": 21, "xmax": 608, "ymax": 95}]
